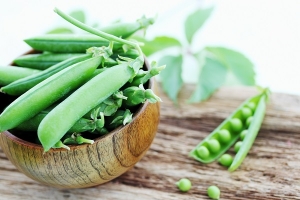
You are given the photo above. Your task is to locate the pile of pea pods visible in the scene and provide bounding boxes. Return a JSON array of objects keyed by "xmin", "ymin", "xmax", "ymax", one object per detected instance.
[
  {"xmin": 0, "ymin": 8, "xmax": 164, "ymax": 152},
  {"xmin": 189, "ymin": 87, "xmax": 271, "ymax": 171}
]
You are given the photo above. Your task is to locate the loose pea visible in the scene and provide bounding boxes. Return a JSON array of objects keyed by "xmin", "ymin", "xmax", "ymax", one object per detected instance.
[
  {"xmin": 218, "ymin": 129, "xmax": 231, "ymax": 143},
  {"xmin": 218, "ymin": 154, "xmax": 233, "ymax": 167},
  {"xmin": 246, "ymin": 102, "xmax": 256, "ymax": 111},
  {"xmin": 234, "ymin": 141, "xmax": 243, "ymax": 153},
  {"xmin": 196, "ymin": 146, "xmax": 210, "ymax": 159},
  {"xmin": 246, "ymin": 116, "xmax": 253, "ymax": 128},
  {"xmin": 176, "ymin": 178, "xmax": 192, "ymax": 192},
  {"xmin": 240, "ymin": 130, "xmax": 248, "ymax": 141},
  {"xmin": 207, "ymin": 139, "xmax": 221, "ymax": 153},
  {"xmin": 241, "ymin": 107, "xmax": 253, "ymax": 120},
  {"xmin": 229, "ymin": 118, "xmax": 243, "ymax": 132},
  {"xmin": 207, "ymin": 185, "xmax": 221, "ymax": 199}
]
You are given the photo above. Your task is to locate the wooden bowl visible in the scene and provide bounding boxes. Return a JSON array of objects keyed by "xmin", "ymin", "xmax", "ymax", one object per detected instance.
[{"xmin": 0, "ymin": 53, "xmax": 160, "ymax": 189}]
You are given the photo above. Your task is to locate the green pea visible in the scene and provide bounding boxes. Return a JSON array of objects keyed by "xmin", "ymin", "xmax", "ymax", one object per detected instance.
[
  {"xmin": 207, "ymin": 139, "xmax": 221, "ymax": 153},
  {"xmin": 176, "ymin": 178, "xmax": 192, "ymax": 192},
  {"xmin": 246, "ymin": 102, "xmax": 256, "ymax": 111},
  {"xmin": 207, "ymin": 185, "xmax": 221, "ymax": 199},
  {"xmin": 240, "ymin": 130, "xmax": 248, "ymax": 141},
  {"xmin": 229, "ymin": 118, "xmax": 243, "ymax": 132},
  {"xmin": 234, "ymin": 141, "xmax": 243, "ymax": 153},
  {"xmin": 218, "ymin": 129, "xmax": 231, "ymax": 143},
  {"xmin": 241, "ymin": 107, "xmax": 253, "ymax": 120},
  {"xmin": 196, "ymin": 146, "xmax": 210, "ymax": 159},
  {"xmin": 246, "ymin": 116, "xmax": 253, "ymax": 128},
  {"xmin": 218, "ymin": 154, "xmax": 233, "ymax": 167}
]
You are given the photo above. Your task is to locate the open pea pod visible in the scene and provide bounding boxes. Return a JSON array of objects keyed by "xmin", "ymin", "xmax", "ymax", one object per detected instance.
[
  {"xmin": 189, "ymin": 89, "xmax": 269, "ymax": 164},
  {"xmin": 228, "ymin": 93, "xmax": 268, "ymax": 171}
]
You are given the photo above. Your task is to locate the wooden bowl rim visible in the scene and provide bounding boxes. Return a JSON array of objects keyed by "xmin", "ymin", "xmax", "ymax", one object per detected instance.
[{"xmin": 1, "ymin": 50, "xmax": 154, "ymax": 151}]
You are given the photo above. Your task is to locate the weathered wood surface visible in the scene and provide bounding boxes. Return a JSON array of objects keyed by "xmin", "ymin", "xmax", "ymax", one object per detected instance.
[{"xmin": 1, "ymin": 86, "xmax": 300, "ymax": 200}]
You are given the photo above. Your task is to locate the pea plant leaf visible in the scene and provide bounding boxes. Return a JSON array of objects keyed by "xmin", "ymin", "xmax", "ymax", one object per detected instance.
[
  {"xmin": 159, "ymin": 55, "xmax": 183, "ymax": 103},
  {"xmin": 184, "ymin": 7, "xmax": 214, "ymax": 44},
  {"xmin": 69, "ymin": 10, "xmax": 86, "ymax": 23},
  {"xmin": 132, "ymin": 36, "xmax": 182, "ymax": 56},
  {"xmin": 205, "ymin": 46, "xmax": 256, "ymax": 85},
  {"xmin": 189, "ymin": 53, "xmax": 227, "ymax": 102},
  {"xmin": 46, "ymin": 27, "xmax": 74, "ymax": 34}
]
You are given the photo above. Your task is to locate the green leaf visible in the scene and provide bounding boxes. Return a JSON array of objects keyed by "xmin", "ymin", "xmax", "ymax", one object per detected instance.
[
  {"xmin": 205, "ymin": 47, "xmax": 256, "ymax": 85},
  {"xmin": 184, "ymin": 7, "xmax": 214, "ymax": 44},
  {"xmin": 69, "ymin": 10, "xmax": 86, "ymax": 23},
  {"xmin": 131, "ymin": 36, "xmax": 182, "ymax": 56},
  {"xmin": 189, "ymin": 55, "xmax": 227, "ymax": 102},
  {"xmin": 46, "ymin": 27, "xmax": 73, "ymax": 34},
  {"xmin": 159, "ymin": 55, "xmax": 183, "ymax": 103}
]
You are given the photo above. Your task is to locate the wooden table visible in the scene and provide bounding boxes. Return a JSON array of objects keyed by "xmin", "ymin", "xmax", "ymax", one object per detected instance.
[{"xmin": 1, "ymin": 86, "xmax": 300, "ymax": 200}]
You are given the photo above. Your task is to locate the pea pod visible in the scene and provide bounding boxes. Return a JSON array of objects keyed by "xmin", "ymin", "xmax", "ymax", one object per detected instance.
[
  {"xmin": 105, "ymin": 109, "xmax": 133, "ymax": 130},
  {"xmin": 63, "ymin": 133, "xmax": 94, "ymax": 145},
  {"xmin": 38, "ymin": 62, "xmax": 135, "ymax": 152},
  {"xmin": 189, "ymin": 89, "xmax": 269, "ymax": 164},
  {"xmin": 14, "ymin": 110, "xmax": 105, "ymax": 134},
  {"xmin": 128, "ymin": 62, "xmax": 165, "ymax": 87},
  {"xmin": 13, "ymin": 53, "xmax": 86, "ymax": 69},
  {"xmin": 1, "ymin": 54, "xmax": 91, "ymax": 96},
  {"xmin": 228, "ymin": 94, "xmax": 267, "ymax": 171},
  {"xmin": 99, "ymin": 16, "xmax": 155, "ymax": 38},
  {"xmin": 84, "ymin": 90, "xmax": 127, "ymax": 118},
  {"xmin": 0, "ymin": 56, "xmax": 102, "ymax": 132},
  {"xmin": 122, "ymin": 85, "xmax": 161, "ymax": 108},
  {"xmin": 0, "ymin": 66, "xmax": 40, "ymax": 86},
  {"xmin": 24, "ymin": 34, "xmax": 123, "ymax": 53},
  {"xmin": 111, "ymin": 49, "xmax": 140, "ymax": 60}
]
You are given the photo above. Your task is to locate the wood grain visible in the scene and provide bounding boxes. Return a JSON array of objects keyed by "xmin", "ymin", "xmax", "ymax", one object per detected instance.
[{"xmin": 1, "ymin": 85, "xmax": 300, "ymax": 199}]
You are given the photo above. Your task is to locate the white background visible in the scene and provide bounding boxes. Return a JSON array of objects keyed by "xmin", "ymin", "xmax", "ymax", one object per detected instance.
[{"xmin": 0, "ymin": 0, "xmax": 299, "ymax": 96}]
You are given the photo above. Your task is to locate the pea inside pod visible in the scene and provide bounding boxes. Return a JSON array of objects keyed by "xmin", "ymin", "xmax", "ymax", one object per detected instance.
[{"xmin": 189, "ymin": 90, "xmax": 268, "ymax": 164}]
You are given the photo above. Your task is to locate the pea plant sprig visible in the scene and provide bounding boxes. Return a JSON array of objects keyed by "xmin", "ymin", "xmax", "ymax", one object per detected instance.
[{"xmin": 132, "ymin": 6, "xmax": 256, "ymax": 103}]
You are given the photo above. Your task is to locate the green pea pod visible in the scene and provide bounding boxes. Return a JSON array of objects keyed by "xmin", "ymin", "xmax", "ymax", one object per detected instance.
[
  {"xmin": 13, "ymin": 53, "xmax": 85, "ymax": 70},
  {"xmin": 1, "ymin": 54, "xmax": 91, "ymax": 96},
  {"xmin": 0, "ymin": 66, "xmax": 40, "ymax": 86},
  {"xmin": 24, "ymin": 34, "xmax": 123, "ymax": 53},
  {"xmin": 63, "ymin": 133, "xmax": 94, "ymax": 145},
  {"xmin": 84, "ymin": 90, "xmax": 127, "ymax": 118},
  {"xmin": 0, "ymin": 56, "xmax": 102, "ymax": 132},
  {"xmin": 129, "ymin": 63, "xmax": 165, "ymax": 86},
  {"xmin": 111, "ymin": 49, "xmax": 140, "ymax": 60},
  {"xmin": 38, "ymin": 62, "xmax": 135, "ymax": 152},
  {"xmin": 14, "ymin": 111, "xmax": 105, "ymax": 133},
  {"xmin": 99, "ymin": 16, "xmax": 155, "ymax": 38},
  {"xmin": 122, "ymin": 85, "xmax": 161, "ymax": 107},
  {"xmin": 52, "ymin": 140, "xmax": 70, "ymax": 150},
  {"xmin": 106, "ymin": 109, "xmax": 133, "ymax": 130},
  {"xmin": 228, "ymin": 94, "xmax": 267, "ymax": 172},
  {"xmin": 189, "ymin": 89, "xmax": 268, "ymax": 164}
]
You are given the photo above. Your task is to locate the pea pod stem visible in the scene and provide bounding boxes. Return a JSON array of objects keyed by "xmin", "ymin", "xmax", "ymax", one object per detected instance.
[{"xmin": 228, "ymin": 94, "xmax": 267, "ymax": 172}]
